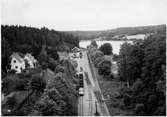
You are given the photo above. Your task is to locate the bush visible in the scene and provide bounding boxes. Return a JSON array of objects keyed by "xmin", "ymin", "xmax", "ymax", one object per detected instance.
[
  {"xmin": 134, "ymin": 103, "xmax": 145, "ymax": 115},
  {"xmin": 55, "ymin": 65, "xmax": 66, "ymax": 73},
  {"xmin": 123, "ymin": 94, "xmax": 131, "ymax": 106},
  {"xmin": 91, "ymin": 50, "xmax": 104, "ymax": 62},
  {"xmin": 9, "ymin": 69, "xmax": 17, "ymax": 74},
  {"xmin": 2, "ymin": 71, "xmax": 7, "ymax": 79},
  {"xmin": 110, "ymin": 74, "xmax": 114, "ymax": 79},
  {"xmin": 132, "ymin": 79, "xmax": 144, "ymax": 94},
  {"xmin": 48, "ymin": 59, "xmax": 58, "ymax": 71},
  {"xmin": 146, "ymin": 94, "xmax": 157, "ymax": 113},
  {"xmin": 6, "ymin": 96, "xmax": 17, "ymax": 109},
  {"xmin": 2, "ymin": 75, "xmax": 26, "ymax": 94},
  {"xmin": 94, "ymin": 56, "xmax": 104, "ymax": 67},
  {"xmin": 41, "ymin": 62, "xmax": 48, "ymax": 70},
  {"xmin": 35, "ymin": 95, "xmax": 66, "ymax": 116},
  {"xmin": 46, "ymin": 48, "xmax": 59, "ymax": 60},
  {"xmin": 153, "ymin": 105, "xmax": 166, "ymax": 116},
  {"xmin": 119, "ymin": 87, "xmax": 132, "ymax": 97},
  {"xmin": 98, "ymin": 67, "xmax": 110, "ymax": 76},
  {"xmin": 102, "ymin": 73, "xmax": 114, "ymax": 80},
  {"xmin": 98, "ymin": 60, "xmax": 111, "ymax": 76},
  {"xmin": 38, "ymin": 52, "xmax": 49, "ymax": 64},
  {"xmin": 117, "ymin": 32, "xmax": 166, "ymax": 115},
  {"xmin": 113, "ymin": 54, "xmax": 120, "ymax": 61},
  {"xmin": 30, "ymin": 75, "xmax": 46, "ymax": 92}
]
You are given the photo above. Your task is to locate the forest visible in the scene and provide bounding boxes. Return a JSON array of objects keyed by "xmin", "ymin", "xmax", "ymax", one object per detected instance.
[
  {"xmin": 87, "ymin": 28, "xmax": 166, "ymax": 115},
  {"xmin": 1, "ymin": 25, "xmax": 79, "ymax": 73},
  {"xmin": 67, "ymin": 24, "xmax": 166, "ymax": 40},
  {"xmin": 117, "ymin": 30, "xmax": 166, "ymax": 115},
  {"xmin": 1, "ymin": 24, "xmax": 166, "ymax": 116},
  {"xmin": 1, "ymin": 25, "xmax": 79, "ymax": 116}
]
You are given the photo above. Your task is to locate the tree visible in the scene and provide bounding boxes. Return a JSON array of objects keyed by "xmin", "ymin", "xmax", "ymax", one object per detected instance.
[
  {"xmin": 94, "ymin": 56, "xmax": 105, "ymax": 68},
  {"xmin": 91, "ymin": 50, "xmax": 104, "ymax": 63},
  {"xmin": 91, "ymin": 40, "xmax": 98, "ymax": 48},
  {"xmin": 2, "ymin": 37, "xmax": 12, "ymax": 73},
  {"xmin": 1, "ymin": 25, "xmax": 79, "ymax": 62},
  {"xmin": 113, "ymin": 54, "xmax": 120, "ymax": 61},
  {"xmin": 153, "ymin": 105, "xmax": 166, "ymax": 116},
  {"xmin": 41, "ymin": 62, "xmax": 48, "ymax": 70},
  {"xmin": 99, "ymin": 43, "xmax": 113, "ymax": 55},
  {"xmin": 123, "ymin": 93, "xmax": 131, "ymax": 107},
  {"xmin": 132, "ymin": 79, "xmax": 144, "ymax": 94},
  {"xmin": 30, "ymin": 75, "xmax": 46, "ymax": 92},
  {"xmin": 98, "ymin": 60, "xmax": 111, "ymax": 76},
  {"xmin": 134, "ymin": 103, "xmax": 145, "ymax": 115},
  {"xmin": 142, "ymin": 34, "xmax": 166, "ymax": 84},
  {"xmin": 48, "ymin": 59, "xmax": 59, "ymax": 71},
  {"xmin": 118, "ymin": 42, "xmax": 144, "ymax": 85},
  {"xmin": 46, "ymin": 48, "xmax": 59, "ymax": 60},
  {"xmin": 54, "ymin": 65, "xmax": 66, "ymax": 73},
  {"xmin": 38, "ymin": 52, "xmax": 48, "ymax": 64},
  {"xmin": 118, "ymin": 32, "xmax": 166, "ymax": 115}
]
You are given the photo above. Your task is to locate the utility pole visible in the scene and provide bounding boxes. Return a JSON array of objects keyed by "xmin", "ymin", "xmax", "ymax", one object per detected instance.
[
  {"xmin": 86, "ymin": 99, "xmax": 100, "ymax": 116},
  {"xmin": 87, "ymin": 98, "xmax": 112, "ymax": 116},
  {"xmin": 123, "ymin": 54, "xmax": 129, "ymax": 87},
  {"xmin": 95, "ymin": 100, "xmax": 98, "ymax": 115},
  {"xmin": 93, "ymin": 100, "xmax": 100, "ymax": 116},
  {"xmin": 125, "ymin": 55, "xmax": 129, "ymax": 87}
]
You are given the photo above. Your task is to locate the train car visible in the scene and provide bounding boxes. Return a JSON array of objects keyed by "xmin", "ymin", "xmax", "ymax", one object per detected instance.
[
  {"xmin": 79, "ymin": 87, "xmax": 84, "ymax": 96},
  {"xmin": 79, "ymin": 72, "xmax": 84, "ymax": 87},
  {"xmin": 79, "ymin": 52, "xmax": 82, "ymax": 59},
  {"xmin": 79, "ymin": 78, "xmax": 84, "ymax": 88},
  {"xmin": 79, "ymin": 73, "xmax": 83, "ymax": 79}
]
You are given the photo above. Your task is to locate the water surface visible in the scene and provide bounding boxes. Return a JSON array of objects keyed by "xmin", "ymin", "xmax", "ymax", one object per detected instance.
[{"xmin": 79, "ymin": 40, "xmax": 132, "ymax": 54}]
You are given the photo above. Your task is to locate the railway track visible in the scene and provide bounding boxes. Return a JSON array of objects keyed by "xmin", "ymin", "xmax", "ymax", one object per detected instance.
[{"xmin": 78, "ymin": 96, "xmax": 84, "ymax": 116}]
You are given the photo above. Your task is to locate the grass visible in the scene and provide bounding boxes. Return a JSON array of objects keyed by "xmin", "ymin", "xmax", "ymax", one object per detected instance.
[
  {"xmin": 94, "ymin": 67, "xmax": 133, "ymax": 116},
  {"xmin": 87, "ymin": 52, "xmax": 133, "ymax": 115}
]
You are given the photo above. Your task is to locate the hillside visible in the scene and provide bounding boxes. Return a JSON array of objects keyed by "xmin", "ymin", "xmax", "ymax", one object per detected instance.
[
  {"xmin": 1, "ymin": 24, "xmax": 80, "ymax": 116},
  {"xmin": 1, "ymin": 25, "xmax": 79, "ymax": 73},
  {"xmin": 2, "ymin": 59, "xmax": 79, "ymax": 116},
  {"xmin": 87, "ymin": 31, "xmax": 166, "ymax": 116},
  {"xmin": 66, "ymin": 24, "xmax": 166, "ymax": 40}
]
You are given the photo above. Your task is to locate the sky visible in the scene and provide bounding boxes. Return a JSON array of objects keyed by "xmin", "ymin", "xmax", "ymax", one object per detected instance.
[{"xmin": 1, "ymin": 0, "xmax": 167, "ymax": 31}]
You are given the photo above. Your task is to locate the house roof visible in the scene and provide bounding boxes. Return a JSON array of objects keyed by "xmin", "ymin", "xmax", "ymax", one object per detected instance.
[
  {"xmin": 25, "ymin": 53, "xmax": 34, "ymax": 60},
  {"xmin": 72, "ymin": 47, "xmax": 80, "ymax": 51},
  {"xmin": 10, "ymin": 53, "xmax": 24, "ymax": 63}
]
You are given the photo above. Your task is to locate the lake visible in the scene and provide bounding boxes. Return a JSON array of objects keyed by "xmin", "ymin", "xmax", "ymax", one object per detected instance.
[{"xmin": 79, "ymin": 40, "xmax": 133, "ymax": 54}]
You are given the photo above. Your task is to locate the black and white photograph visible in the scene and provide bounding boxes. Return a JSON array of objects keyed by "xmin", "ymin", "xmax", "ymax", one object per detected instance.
[{"xmin": 1, "ymin": 0, "xmax": 166, "ymax": 116}]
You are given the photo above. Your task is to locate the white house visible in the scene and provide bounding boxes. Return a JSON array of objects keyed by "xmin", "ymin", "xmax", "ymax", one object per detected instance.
[
  {"xmin": 126, "ymin": 34, "xmax": 146, "ymax": 40},
  {"xmin": 10, "ymin": 53, "xmax": 25, "ymax": 73},
  {"xmin": 24, "ymin": 53, "xmax": 37, "ymax": 68}
]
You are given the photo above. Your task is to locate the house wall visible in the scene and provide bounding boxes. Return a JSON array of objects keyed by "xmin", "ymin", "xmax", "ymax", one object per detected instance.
[
  {"xmin": 126, "ymin": 34, "xmax": 146, "ymax": 40},
  {"xmin": 11, "ymin": 58, "xmax": 25, "ymax": 73},
  {"xmin": 24, "ymin": 54, "xmax": 37, "ymax": 68},
  {"xmin": 58, "ymin": 52, "xmax": 69, "ymax": 60},
  {"xmin": 24, "ymin": 56, "xmax": 34, "ymax": 68}
]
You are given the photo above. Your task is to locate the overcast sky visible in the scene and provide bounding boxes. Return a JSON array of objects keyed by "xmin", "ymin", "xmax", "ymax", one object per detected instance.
[{"xmin": 1, "ymin": 0, "xmax": 167, "ymax": 31}]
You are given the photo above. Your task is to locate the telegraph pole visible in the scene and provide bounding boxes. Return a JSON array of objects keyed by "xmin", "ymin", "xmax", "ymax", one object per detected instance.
[
  {"xmin": 123, "ymin": 54, "xmax": 129, "ymax": 88},
  {"xmin": 94, "ymin": 100, "xmax": 100, "ymax": 116}
]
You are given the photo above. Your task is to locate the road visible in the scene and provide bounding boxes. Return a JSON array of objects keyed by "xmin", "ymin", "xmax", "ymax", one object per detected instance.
[{"xmin": 75, "ymin": 51, "xmax": 110, "ymax": 116}]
